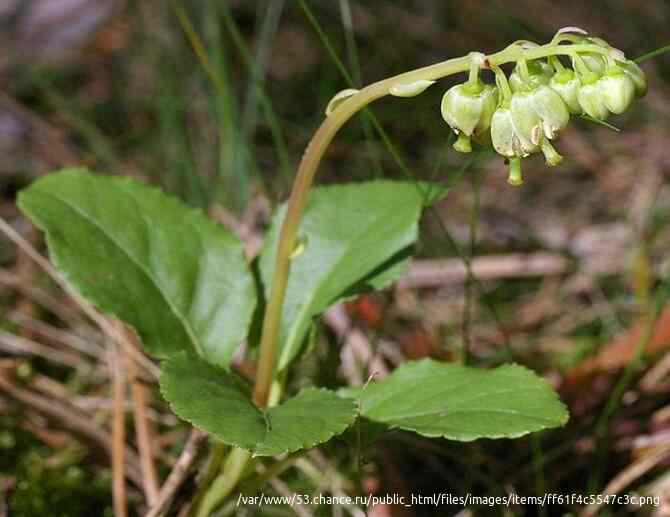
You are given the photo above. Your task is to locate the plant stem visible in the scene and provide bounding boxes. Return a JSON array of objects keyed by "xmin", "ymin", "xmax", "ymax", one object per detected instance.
[
  {"xmin": 195, "ymin": 447, "xmax": 251, "ymax": 517},
  {"xmin": 250, "ymin": 42, "xmax": 611, "ymax": 408},
  {"xmin": 188, "ymin": 442, "xmax": 227, "ymax": 514}
]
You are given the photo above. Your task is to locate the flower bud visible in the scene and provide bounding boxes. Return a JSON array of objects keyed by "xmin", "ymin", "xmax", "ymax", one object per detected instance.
[
  {"xmin": 510, "ymin": 92, "xmax": 542, "ymax": 154},
  {"xmin": 510, "ymin": 60, "xmax": 553, "ymax": 92},
  {"xmin": 619, "ymin": 59, "xmax": 647, "ymax": 98},
  {"xmin": 530, "ymin": 85, "xmax": 570, "ymax": 139},
  {"xmin": 491, "ymin": 107, "xmax": 529, "ymax": 158},
  {"xmin": 510, "ymin": 86, "xmax": 569, "ymax": 147},
  {"xmin": 599, "ymin": 68, "xmax": 635, "ymax": 114},
  {"xmin": 549, "ymin": 69, "xmax": 582, "ymax": 113},
  {"xmin": 441, "ymin": 82, "xmax": 498, "ymax": 153},
  {"xmin": 578, "ymin": 73, "xmax": 609, "ymax": 120},
  {"xmin": 491, "ymin": 108, "xmax": 527, "ymax": 186}
]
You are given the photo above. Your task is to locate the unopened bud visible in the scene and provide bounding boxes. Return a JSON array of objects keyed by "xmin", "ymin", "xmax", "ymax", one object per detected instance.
[
  {"xmin": 549, "ymin": 69, "xmax": 582, "ymax": 113},
  {"xmin": 573, "ymin": 52, "xmax": 607, "ymax": 75},
  {"xmin": 441, "ymin": 82, "xmax": 498, "ymax": 153},
  {"xmin": 578, "ymin": 74, "xmax": 610, "ymax": 120},
  {"xmin": 509, "ymin": 92, "xmax": 542, "ymax": 154},
  {"xmin": 599, "ymin": 67, "xmax": 635, "ymax": 114},
  {"xmin": 530, "ymin": 85, "xmax": 570, "ymax": 139},
  {"xmin": 491, "ymin": 106, "xmax": 529, "ymax": 158},
  {"xmin": 619, "ymin": 59, "xmax": 647, "ymax": 98}
]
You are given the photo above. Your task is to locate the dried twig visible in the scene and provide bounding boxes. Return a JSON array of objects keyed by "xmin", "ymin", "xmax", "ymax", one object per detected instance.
[
  {"xmin": 0, "ymin": 330, "xmax": 88, "ymax": 369},
  {"xmin": 121, "ymin": 324, "xmax": 160, "ymax": 507},
  {"xmin": 109, "ymin": 342, "xmax": 128, "ymax": 517},
  {"xmin": 7, "ymin": 309, "xmax": 106, "ymax": 359},
  {"xmin": 324, "ymin": 305, "xmax": 389, "ymax": 386},
  {"xmin": 581, "ymin": 443, "xmax": 670, "ymax": 517},
  {"xmin": 0, "ymin": 269, "xmax": 84, "ymax": 327},
  {"xmin": 397, "ymin": 252, "xmax": 571, "ymax": 289},
  {"xmin": 145, "ymin": 429, "xmax": 207, "ymax": 517}
]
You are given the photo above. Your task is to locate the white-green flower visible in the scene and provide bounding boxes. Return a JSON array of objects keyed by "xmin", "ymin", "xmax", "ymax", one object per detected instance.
[
  {"xmin": 549, "ymin": 68, "xmax": 582, "ymax": 114},
  {"xmin": 578, "ymin": 72, "xmax": 610, "ymax": 120},
  {"xmin": 619, "ymin": 59, "xmax": 647, "ymax": 98},
  {"xmin": 599, "ymin": 68, "xmax": 635, "ymax": 114},
  {"xmin": 441, "ymin": 81, "xmax": 498, "ymax": 153}
]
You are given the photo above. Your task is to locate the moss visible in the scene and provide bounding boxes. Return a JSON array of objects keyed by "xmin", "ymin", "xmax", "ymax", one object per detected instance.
[{"xmin": 8, "ymin": 450, "xmax": 113, "ymax": 517}]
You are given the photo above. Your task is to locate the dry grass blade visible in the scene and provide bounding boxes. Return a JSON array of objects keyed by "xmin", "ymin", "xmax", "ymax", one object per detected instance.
[
  {"xmin": 0, "ymin": 330, "xmax": 88, "ymax": 369},
  {"xmin": 121, "ymin": 323, "xmax": 160, "ymax": 507},
  {"xmin": 0, "ymin": 363, "xmax": 143, "ymax": 486},
  {"xmin": 110, "ymin": 341, "xmax": 128, "ymax": 517},
  {"xmin": 145, "ymin": 429, "xmax": 207, "ymax": 517},
  {"xmin": 581, "ymin": 443, "xmax": 670, "ymax": 517},
  {"xmin": 397, "ymin": 253, "xmax": 571, "ymax": 289},
  {"xmin": 0, "ymin": 269, "xmax": 84, "ymax": 327},
  {"xmin": 7, "ymin": 309, "xmax": 106, "ymax": 359}
]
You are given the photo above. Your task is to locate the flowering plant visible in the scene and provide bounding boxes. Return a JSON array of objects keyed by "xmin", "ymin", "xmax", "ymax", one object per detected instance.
[{"xmin": 14, "ymin": 27, "xmax": 646, "ymax": 515}]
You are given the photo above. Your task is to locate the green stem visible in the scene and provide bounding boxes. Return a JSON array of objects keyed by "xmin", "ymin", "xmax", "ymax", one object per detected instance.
[
  {"xmin": 550, "ymin": 32, "xmax": 584, "ymax": 45},
  {"xmin": 250, "ymin": 41, "xmax": 612, "ymax": 409},
  {"xmin": 517, "ymin": 57, "xmax": 530, "ymax": 81},
  {"xmin": 467, "ymin": 52, "xmax": 482, "ymax": 88},
  {"xmin": 195, "ymin": 448, "xmax": 251, "ymax": 517},
  {"xmin": 571, "ymin": 52, "xmax": 592, "ymax": 78},
  {"xmin": 493, "ymin": 66, "xmax": 513, "ymax": 105},
  {"xmin": 189, "ymin": 441, "xmax": 227, "ymax": 514},
  {"xmin": 548, "ymin": 55, "xmax": 565, "ymax": 73}
]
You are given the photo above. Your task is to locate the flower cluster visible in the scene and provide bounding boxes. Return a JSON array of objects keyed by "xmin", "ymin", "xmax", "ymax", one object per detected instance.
[{"xmin": 440, "ymin": 30, "xmax": 647, "ymax": 185}]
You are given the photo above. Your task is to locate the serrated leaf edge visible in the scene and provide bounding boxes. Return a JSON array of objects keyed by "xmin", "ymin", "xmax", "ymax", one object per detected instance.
[
  {"xmin": 159, "ymin": 364, "xmax": 357, "ymax": 456},
  {"xmin": 341, "ymin": 359, "xmax": 569, "ymax": 441}
]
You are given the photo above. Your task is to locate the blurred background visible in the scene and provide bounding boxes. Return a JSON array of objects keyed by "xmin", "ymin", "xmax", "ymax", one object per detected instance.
[{"xmin": 1, "ymin": 0, "xmax": 670, "ymax": 515}]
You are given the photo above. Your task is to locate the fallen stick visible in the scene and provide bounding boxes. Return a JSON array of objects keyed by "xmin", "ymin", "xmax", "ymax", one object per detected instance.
[
  {"xmin": 397, "ymin": 252, "xmax": 571, "ymax": 289},
  {"xmin": 145, "ymin": 429, "xmax": 207, "ymax": 517}
]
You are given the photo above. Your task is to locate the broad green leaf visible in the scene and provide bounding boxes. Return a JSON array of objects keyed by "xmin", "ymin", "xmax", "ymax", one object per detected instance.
[
  {"xmin": 260, "ymin": 181, "xmax": 444, "ymax": 371},
  {"xmin": 160, "ymin": 353, "xmax": 357, "ymax": 455},
  {"xmin": 18, "ymin": 169, "xmax": 256, "ymax": 366},
  {"xmin": 342, "ymin": 359, "xmax": 568, "ymax": 441}
]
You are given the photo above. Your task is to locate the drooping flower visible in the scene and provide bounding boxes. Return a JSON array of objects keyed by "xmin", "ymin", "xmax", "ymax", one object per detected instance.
[
  {"xmin": 619, "ymin": 59, "xmax": 647, "ymax": 98},
  {"xmin": 599, "ymin": 66, "xmax": 635, "ymax": 114},
  {"xmin": 549, "ymin": 67, "xmax": 582, "ymax": 114},
  {"xmin": 441, "ymin": 81, "xmax": 498, "ymax": 153}
]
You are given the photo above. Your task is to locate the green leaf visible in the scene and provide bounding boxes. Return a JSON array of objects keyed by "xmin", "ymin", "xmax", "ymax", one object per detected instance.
[
  {"xmin": 160, "ymin": 353, "xmax": 357, "ymax": 455},
  {"xmin": 260, "ymin": 181, "xmax": 442, "ymax": 371},
  {"xmin": 342, "ymin": 359, "xmax": 568, "ymax": 441},
  {"xmin": 18, "ymin": 168, "xmax": 256, "ymax": 366}
]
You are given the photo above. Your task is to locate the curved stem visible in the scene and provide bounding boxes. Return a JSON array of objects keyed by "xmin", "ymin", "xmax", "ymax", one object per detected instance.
[
  {"xmin": 571, "ymin": 52, "xmax": 593, "ymax": 79},
  {"xmin": 250, "ymin": 42, "xmax": 611, "ymax": 409},
  {"xmin": 517, "ymin": 57, "xmax": 530, "ymax": 81},
  {"xmin": 493, "ymin": 66, "xmax": 513, "ymax": 105},
  {"xmin": 467, "ymin": 53, "xmax": 482, "ymax": 88},
  {"xmin": 548, "ymin": 55, "xmax": 565, "ymax": 73}
]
